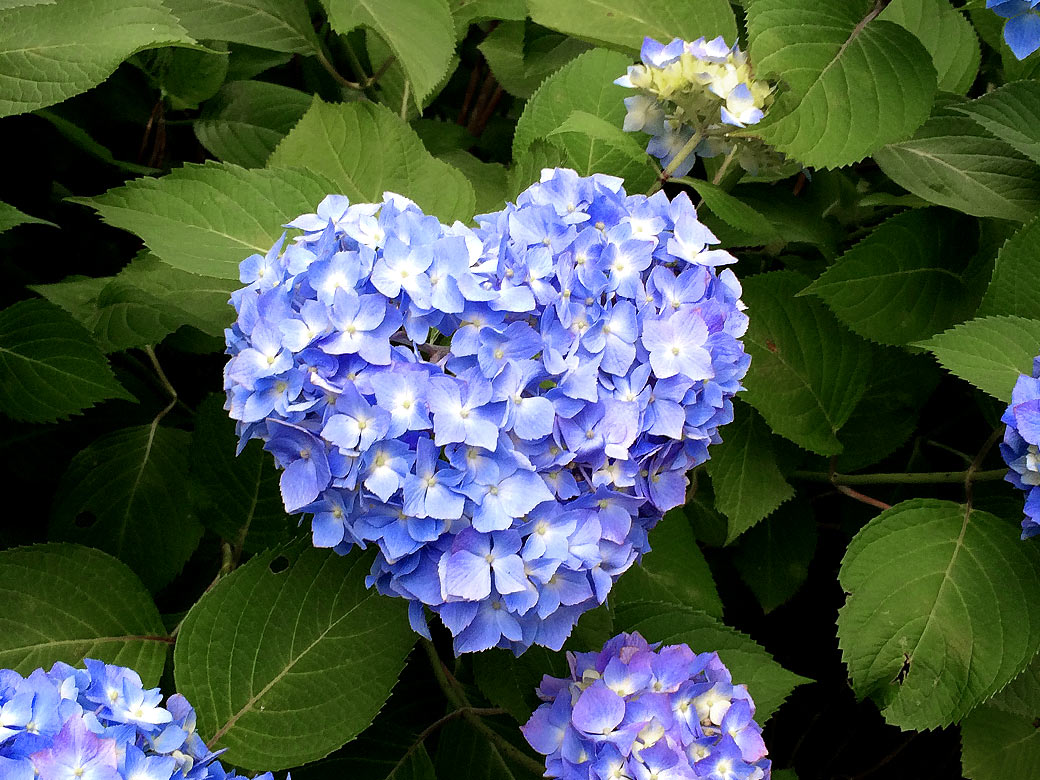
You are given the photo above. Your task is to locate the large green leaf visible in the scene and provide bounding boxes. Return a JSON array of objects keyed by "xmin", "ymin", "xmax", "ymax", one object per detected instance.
[
  {"xmin": 874, "ymin": 116, "xmax": 1040, "ymax": 222},
  {"xmin": 526, "ymin": 0, "xmax": 735, "ymax": 52},
  {"xmin": 684, "ymin": 181, "xmax": 780, "ymax": 244},
  {"xmin": 161, "ymin": 43, "xmax": 229, "ymax": 110},
  {"xmin": 195, "ymin": 81, "xmax": 312, "ymax": 168},
  {"xmin": 614, "ymin": 601, "xmax": 810, "ymax": 721},
  {"xmin": 917, "ymin": 316, "xmax": 1040, "ymax": 401},
  {"xmin": 705, "ymin": 404, "xmax": 794, "ymax": 542},
  {"xmin": 979, "ymin": 215, "xmax": 1040, "ymax": 321},
  {"xmin": 174, "ymin": 545, "xmax": 416, "ymax": 770},
  {"xmin": 52, "ymin": 425, "xmax": 203, "ymax": 592},
  {"xmin": 837, "ymin": 499, "xmax": 1040, "ymax": 730},
  {"xmin": 0, "ymin": 299, "xmax": 131, "ymax": 423},
  {"xmin": 0, "ymin": 544, "xmax": 168, "ymax": 683},
  {"xmin": 732, "ymin": 501, "xmax": 817, "ymax": 614},
  {"xmin": 802, "ymin": 209, "xmax": 982, "ymax": 346},
  {"xmin": 162, "ymin": 0, "xmax": 320, "ymax": 54},
  {"xmin": 878, "ymin": 0, "xmax": 979, "ymax": 94},
  {"xmin": 961, "ymin": 704, "xmax": 1040, "ymax": 780},
  {"xmin": 191, "ymin": 395, "xmax": 292, "ymax": 554},
  {"xmin": 478, "ymin": 22, "xmax": 589, "ymax": 99},
  {"xmin": 988, "ymin": 653, "xmax": 1040, "ymax": 720},
  {"xmin": 954, "ymin": 81, "xmax": 1040, "ymax": 166},
  {"xmin": 746, "ymin": 0, "xmax": 936, "ymax": 168},
  {"xmin": 269, "ymin": 99, "xmax": 475, "ymax": 224},
  {"xmin": 0, "ymin": 0, "xmax": 196, "ymax": 117},
  {"xmin": 612, "ymin": 512, "xmax": 723, "ymax": 617},
  {"xmin": 0, "ymin": 201, "xmax": 54, "ymax": 233},
  {"xmin": 321, "ymin": 0, "xmax": 455, "ymax": 104},
  {"xmin": 74, "ymin": 162, "xmax": 337, "ymax": 279},
  {"xmin": 740, "ymin": 271, "xmax": 875, "ymax": 456}
]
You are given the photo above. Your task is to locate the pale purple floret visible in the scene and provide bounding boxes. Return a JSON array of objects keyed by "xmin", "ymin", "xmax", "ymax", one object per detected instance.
[
  {"xmin": 223, "ymin": 170, "xmax": 749, "ymax": 654},
  {"xmin": 522, "ymin": 632, "xmax": 770, "ymax": 780},
  {"xmin": 0, "ymin": 661, "xmax": 275, "ymax": 780},
  {"xmin": 1000, "ymin": 356, "xmax": 1040, "ymax": 538}
]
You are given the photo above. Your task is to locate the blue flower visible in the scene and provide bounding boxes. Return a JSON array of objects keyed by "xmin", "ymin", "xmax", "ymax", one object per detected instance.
[
  {"xmin": 0, "ymin": 661, "xmax": 277, "ymax": 780},
  {"xmin": 223, "ymin": 170, "xmax": 750, "ymax": 654},
  {"xmin": 989, "ymin": 1, "xmax": 1040, "ymax": 59},
  {"xmin": 522, "ymin": 632, "xmax": 771, "ymax": 780},
  {"xmin": 1001, "ymin": 357, "xmax": 1040, "ymax": 538}
]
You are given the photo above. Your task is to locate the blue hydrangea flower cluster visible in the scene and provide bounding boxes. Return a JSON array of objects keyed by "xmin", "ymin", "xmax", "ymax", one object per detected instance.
[
  {"xmin": 615, "ymin": 37, "xmax": 774, "ymax": 177},
  {"xmin": 522, "ymin": 632, "xmax": 770, "ymax": 780},
  {"xmin": 988, "ymin": 1, "xmax": 1040, "ymax": 60},
  {"xmin": 0, "ymin": 659, "xmax": 273, "ymax": 780},
  {"xmin": 1001, "ymin": 356, "xmax": 1040, "ymax": 539},
  {"xmin": 223, "ymin": 167, "xmax": 749, "ymax": 655}
]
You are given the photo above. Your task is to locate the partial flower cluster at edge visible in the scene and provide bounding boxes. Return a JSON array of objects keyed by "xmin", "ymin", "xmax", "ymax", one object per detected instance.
[
  {"xmin": 1001, "ymin": 356, "xmax": 1040, "ymax": 539},
  {"xmin": 0, "ymin": 659, "xmax": 274, "ymax": 780},
  {"xmin": 615, "ymin": 36, "xmax": 774, "ymax": 178},
  {"xmin": 223, "ymin": 167, "xmax": 750, "ymax": 655},
  {"xmin": 988, "ymin": 1, "xmax": 1040, "ymax": 60},
  {"xmin": 522, "ymin": 631, "xmax": 770, "ymax": 780}
]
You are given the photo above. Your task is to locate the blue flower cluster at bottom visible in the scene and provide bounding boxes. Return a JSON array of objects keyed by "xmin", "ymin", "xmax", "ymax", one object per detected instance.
[
  {"xmin": 522, "ymin": 632, "xmax": 770, "ymax": 780},
  {"xmin": 1001, "ymin": 356, "xmax": 1040, "ymax": 539},
  {"xmin": 0, "ymin": 660, "xmax": 272, "ymax": 780}
]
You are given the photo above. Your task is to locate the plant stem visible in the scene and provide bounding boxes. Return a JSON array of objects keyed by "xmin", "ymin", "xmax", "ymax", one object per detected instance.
[
  {"xmin": 421, "ymin": 640, "xmax": 545, "ymax": 775},
  {"xmin": 314, "ymin": 48, "xmax": 364, "ymax": 91},
  {"xmin": 143, "ymin": 345, "xmax": 179, "ymax": 422},
  {"xmin": 792, "ymin": 468, "xmax": 1007, "ymax": 485},
  {"xmin": 711, "ymin": 144, "xmax": 740, "ymax": 186},
  {"xmin": 649, "ymin": 130, "xmax": 703, "ymax": 193},
  {"xmin": 401, "ymin": 79, "xmax": 411, "ymax": 120}
]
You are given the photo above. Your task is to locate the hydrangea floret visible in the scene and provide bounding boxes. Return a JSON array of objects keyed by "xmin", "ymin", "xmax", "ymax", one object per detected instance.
[
  {"xmin": 988, "ymin": 1, "xmax": 1040, "ymax": 60},
  {"xmin": 0, "ymin": 659, "xmax": 274, "ymax": 780},
  {"xmin": 1000, "ymin": 356, "xmax": 1040, "ymax": 539},
  {"xmin": 223, "ymin": 168, "xmax": 750, "ymax": 655},
  {"xmin": 615, "ymin": 37, "xmax": 774, "ymax": 178},
  {"xmin": 522, "ymin": 631, "xmax": 771, "ymax": 780}
]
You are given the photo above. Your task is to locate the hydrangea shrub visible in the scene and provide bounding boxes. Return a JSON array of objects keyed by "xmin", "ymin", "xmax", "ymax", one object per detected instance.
[{"xmin": 2, "ymin": 1, "xmax": 1040, "ymax": 778}]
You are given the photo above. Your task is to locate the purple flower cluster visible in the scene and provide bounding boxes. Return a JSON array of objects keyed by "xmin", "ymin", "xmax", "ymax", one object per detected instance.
[
  {"xmin": 988, "ymin": 1, "xmax": 1040, "ymax": 60},
  {"xmin": 0, "ymin": 659, "xmax": 272, "ymax": 780},
  {"xmin": 223, "ymin": 167, "xmax": 749, "ymax": 654},
  {"xmin": 522, "ymin": 632, "xmax": 770, "ymax": 780},
  {"xmin": 1001, "ymin": 356, "xmax": 1040, "ymax": 539}
]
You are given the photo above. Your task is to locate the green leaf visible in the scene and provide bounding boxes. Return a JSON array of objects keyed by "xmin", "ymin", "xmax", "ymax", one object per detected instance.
[
  {"xmin": 269, "ymin": 99, "xmax": 476, "ymax": 224},
  {"xmin": 989, "ymin": 653, "xmax": 1040, "ymax": 720},
  {"xmin": 321, "ymin": 0, "xmax": 455, "ymax": 104},
  {"xmin": 878, "ymin": 0, "xmax": 979, "ymax": 94},
  {"xmin": 614, "ymin": 601, "xmax": 810, "ymax": 721},
  {"xmin": 0, "ymin": 543, "xmax": 169, "ymax": 683},
  {"xmin": 980, "ymin": 216, "xmax": 1040, "ymax": 322},
  {"xmin": 437, "ymin": 151, "xmax": 509, "ymax": 215},
  {"xmin": 837, "ymin": 499, "xmax": 1040, "ymax": 730},
  {"xmin": 545, "ymin": 109, "xmax": 658, "ymax": 191},
  {"xmin": 226, "ymin": 42, "xmax": 292, "ymax": 80},
  {"xmin": 0, "ymin": 299, "xmax": 131, "ymax": 423},
  {"xmin": 961, "ymin": 705, "xmax": 1040, "ymax": 780},
  {"xmin": 52, "ymin": 425, "xmax": 203, "ymax": 592},
  {"xmin": 613, "ymin": 513, "xmax": 723, "ymax": 618},
  {"xmin": 683, "ymin": 181, "xmax": 780, "ymax": 243},
  {"xmin": 0, "ymin": 0, "xmax": 196, "ymax": 117},
  {"xmin": 740, "ymin": 271, "xmax": 875, "ymax": 456},
  {"xmin": 873, "ymin": 115, "xmax": 1040, "ymax": 222},
  {"xmin": 434, "ymin": 718, "xmax": 536, "ymax": 780},
  {"xmin": 472, "ymin": 646, "xmax": 569, "ymax": 722},
  {"xmin": 732, "ymin": 501, "xmax": 817, "ymax": 614},
  {"xmin": 479, "ymin": 21, "xmax": 590, "ymax": 99},
  {"xmin": 0, "ymin": 200, "xmax": 55, "ymax": 232},
  {"xmin": 195, "ymin": 81, "xmax": 312, "ymax": 168},
  {"xmin": 802, "ymin": 208, "xmax": 982, "ymax": 346},
  {"xmin": 161, "ymin": 0, "xmax": 320, "ymax": 54},
  {"xmin": 191, "ymin": 395, "xmax": 292, "ymax": 553},
  {"xmin": 451, "ymin": 0, "xmax": 526, "ymax": 31},
  {"xmin": 526, "ymin": 0, "xmax": 736, "ymax": 52},
  {"xmin": 835, "ymin": 348, "xmax": 939, "ymax": 471},
  {"xmin": 706, "ymin": 405, "xmax": 795, "ymax": 542},
  {"xmin": 34, "ymin": 110, "xmax": 158, "ymax": 175},
  {"xmin": 953, "ymin": 81, "xmax": 1040, "ymax": 166},
  {"xmin": 917, "ymin": 315, "xmax": 1040, "ymax": 401},
  {"xmin": 746, "ymin": 0, "xmax": 936, "ymax": 168},
  {"xmin": 162, "ymin": 42, "xmax": 229, "ymax": 109},
  {"xmin": 174, "ymin": 544, "xmax": 416, "ymax": 770},
  {"xmin": 73, "ymin": 161, "xmax": 337, "ymax": 279}
]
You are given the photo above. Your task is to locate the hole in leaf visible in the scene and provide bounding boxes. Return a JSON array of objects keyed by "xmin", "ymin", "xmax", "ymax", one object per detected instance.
[
  {"xmin": 269, "ymin": 555, "xmax": 290, "ymax": 573},
  {"xmin": 74, "ymin": 512, "xmax": 97, "ymax": 529}
]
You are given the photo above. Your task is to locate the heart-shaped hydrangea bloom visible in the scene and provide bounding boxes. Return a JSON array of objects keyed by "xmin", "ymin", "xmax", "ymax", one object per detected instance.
[
  {"xmin": 1001, "ymin": 356, "xmax": 1040, "ymax": 539},
  {"xmin": 223, "ymin": 168, "xmax": 749, "ymax": 654},
  {"xmin": 522, "ymin": 631, "xmax": 771, "ymax": 779},
  {"xmin": 0, "ymin": 659, "xmax": 275, "ymax": 780}
]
